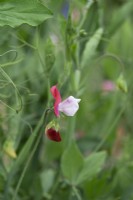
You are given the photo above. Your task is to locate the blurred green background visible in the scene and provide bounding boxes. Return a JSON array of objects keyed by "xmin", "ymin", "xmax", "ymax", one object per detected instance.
[{"xmin": 0, "ymin": 0, "xmax": 133, "ymax": 199}]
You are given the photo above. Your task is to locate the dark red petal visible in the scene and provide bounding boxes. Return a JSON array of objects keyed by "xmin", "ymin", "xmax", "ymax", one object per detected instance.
[
  {"xmin": 46, "ymin": 128, "xmax": 61, "ymax": 142},
  {"xmin": 50, "ymin": 85, "xmax": 62, "ymax": 117}
]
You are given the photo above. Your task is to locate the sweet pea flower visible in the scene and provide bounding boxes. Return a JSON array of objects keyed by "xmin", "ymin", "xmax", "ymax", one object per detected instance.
[
  {"xmin": 50, "ymin": 85, "xmax": 81, "ymax": 117},
  {"xmin": 101, "ymin": 80, "xmax": 115, "ymax": 92}
]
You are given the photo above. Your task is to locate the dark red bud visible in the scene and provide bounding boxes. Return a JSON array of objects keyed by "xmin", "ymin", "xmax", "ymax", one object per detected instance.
[{"xmin": 46, "ymin": 128, "xmax": 61, "ymax": 142}]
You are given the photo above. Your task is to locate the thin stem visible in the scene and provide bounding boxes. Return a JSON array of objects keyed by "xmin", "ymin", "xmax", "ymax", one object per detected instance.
[
  {"xmin": 11, "ymin": 33, "xmax": 36, "ymax": 50},
  {"xmin": 35, "ymin": 26, "xmax": 47, "ymax": 75},
  {"xmin": 72, "ymin": 186, "xmax": 82, "ymax": 200},
  {"xmin": 50, "ymin": 170, "xmax": 60, "ymax": 197},
  {"xmin": 0, "ymin": 58, "xmax": 23, "ymax": 68},
  {"xmin": 0, "ymin": 50, "xmax": 18, "ymax": 62},
  {"xmin": 12, "ymin": 132, "xmax": 42, "ymax": 200},
  {"xmin": 0, "ymin": 100, "xmax": 16, "ymax": 112},
  {"xmin": 94, "ymin": 105, "xmax": 125, "ymax": 152},
  {"xmin": 47, "ymin": 78, "xmax": 51, "ymax": 107},
  {"xmin": 78, "ymin": 0, "xmax": 94, "ymax": 31},
  {"xmin": 0, "ymin": 67, "xmax": 23, "ymax": 112},
  {"xmin": 96, "ymin": 53, "xmax": 125, "ymax": 73},
  {"xmin": 12, "ymin": 108, "xmax": 51, "ymax": 200},
  {"xmin": 66, "ymin": 116, "xmax": 76, "ymax": 145}
]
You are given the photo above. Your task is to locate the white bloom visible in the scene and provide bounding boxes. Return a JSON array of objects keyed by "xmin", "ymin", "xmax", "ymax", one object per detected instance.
[{"xmin": 58, "ymin": 96, "xmax": 81, "ymax": 116}]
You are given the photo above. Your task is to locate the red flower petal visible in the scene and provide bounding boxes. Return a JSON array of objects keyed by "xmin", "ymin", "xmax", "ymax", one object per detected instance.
[
  {"xmin": 50, "ymin": 85, "xmax": 62, "ymax": 117},
  {"xmin": 46, "ymin": 128, "xmax": 61, "ymax": 142}
]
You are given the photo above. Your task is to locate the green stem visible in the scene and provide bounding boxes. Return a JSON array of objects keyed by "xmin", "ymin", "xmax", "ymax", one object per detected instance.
[
  {"xmin": 66, "ymin": 116, "xmax": 76, "ymax": 145},
  {"xmin": 12, "ymin": 108, "xmax": 50, "ymax": 200},
  {"xmin": 4, "ymin": 108, "xmax": 50, "ymax": 199},
  {"xmin": 0, "ymin": 58, "xmax": 23, "ymax": 68},
  {"xmin": 77, "ymin": 0, "xmax": 94, "ymax": 31},
  {"xmin": 94, "ymin": 106, "xmax": 125, "ymax": 152},
  {"xmin": 50, "ymin": 170, "xmax": 60, "ymax": 197},
  {"xmin": 0, "ymin": 50, "xmax": 18, "ymax": 62},
  {"xmin": 0, "ymin": 100, "xmax": 16, "ymax": 112},
  {"xmin": 11, "ymin": 33, "xmax": 36, "ymax": 50},
  {"xmin": 47, "ymin": 78, "xmax": 51, "ymax": 107},
  {"xmin": 0, "ymin": 67, "xmax": 22, "ymax": 112},
  {"xmin": 72, "ymin": 186, "xmax": 82, "ymax": 200},
  {"xmin": 96, "ymin": 53, "xmax": 125, "ymax": 73}
]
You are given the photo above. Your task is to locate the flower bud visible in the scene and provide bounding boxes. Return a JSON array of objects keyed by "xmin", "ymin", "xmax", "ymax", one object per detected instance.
[
  {"xmin": 116, "ymin": 74, "xmax": 128, "ymax": 93},
  {"xmin": 79, "ymin": 29, "xmax": 87, "ymax": 38},
  {"xmin": 3, "ymin": 140, "xmax": 17, "ymax": 159},
  {"xmin": 45, "ymin": 120, "xmax": 61, "ymax": 142}
]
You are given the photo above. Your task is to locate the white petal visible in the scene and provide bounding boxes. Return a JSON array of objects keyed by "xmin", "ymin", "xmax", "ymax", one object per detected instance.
[
  {"xmin": 76, "ymin": 98, "xmax": 81, "ymax": 103},
  {"xmin": 58, "ymin": 96, "xmax": 81, "ymax": 116}
]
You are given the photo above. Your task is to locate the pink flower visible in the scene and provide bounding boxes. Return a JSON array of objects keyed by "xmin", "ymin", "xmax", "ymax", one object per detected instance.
[
  {"xmin": 101, "ymin": 80, "xmax": 115, "ymax": 92},
  {"xmin": 50, "ymin": 85, "xmax": 81, "ymax": 117},
  {"xmin": 50, "ymin": 85, "xmax": 62, "ymax": 117}
]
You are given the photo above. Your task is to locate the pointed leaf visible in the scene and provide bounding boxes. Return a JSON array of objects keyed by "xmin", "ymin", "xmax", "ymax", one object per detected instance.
[
  {"xmin": 81, "ymin": 28, "xmax": 103, "ymax": 68},
  {"xmin": 61, "ymin": 142, "xmax": 84, "ymax": 183},
  {"xmin": 0, "ymin": 0, "xmax": 53, "ymax": 27},
  {"xmin": 108, "ymin": 1, "xmax": 133, "ymax": 36},
  {"xmin": 40, "ymin": 169, "xmax": 55, "ymax": 194},
  {"xmin": 76, "ymin": 151, "xmax": 107, "ymax": 185}
]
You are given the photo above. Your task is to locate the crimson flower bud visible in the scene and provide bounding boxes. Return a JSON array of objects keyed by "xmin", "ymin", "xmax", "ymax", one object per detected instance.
[
  {"xmin": 45, "ymin": 120, "xmax": 61, "ymax": 142},
  {"xmin": 46, "ymin": 128, "xmax": 61, "ymax": 142}
]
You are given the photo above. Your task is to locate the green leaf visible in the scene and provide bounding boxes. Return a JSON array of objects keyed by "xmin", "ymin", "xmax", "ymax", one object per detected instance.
[
  {"xmin": 4, "ymin": 111, "xmax": 45, "ymax": 198},
  {"xmin": 76, "ymin": 151, "xmax": 107, "ymax": 185},
  {"xmin": 61, "ymin": 142, "xmax": 84, "ymax": 184},
  {"xmin": 0, "ymin": 0, "xmax": 53, "ymax": 28},
  {"xmin": 0, "ymin": 173, "xmax": 5, "ymax": 192},
  {"xmin": 81, "ymin": 28, "xmax": 103, "ymax": 68},
  {"xmin": 40, "ymin": 169, "xmax": 55, "ymax": 197},
  {"xmin": 108, "ymin": 1, "xmax": 133, "ymax": 36}
]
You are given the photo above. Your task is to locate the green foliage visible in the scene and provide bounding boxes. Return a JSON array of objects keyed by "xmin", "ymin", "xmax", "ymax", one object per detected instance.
[
  {"xmin": 61, "ymin": 142, "xmax": 84, "ymax": 184},
  {"xmin": 76, "ymin": 151, "xmax": 107, "ymax": 185},
  {"xmin": 81, "ymin": 28, "xmax": 103, "ymax": 68},
  {"xmin": 61, "ymin": 142, "xmax": 106, "ymax": 186},
  {"xmin": 107, "ymin": 1, "xmax": 133, "ymax": 36},
  {"xmin": 0, "ymin": 0, "xmax": 133, "ymax": 199},
  {"xmin": 0, "ymin": 0, "xmax": 53, "ymax": 27},
  {"xmin": 40, "ymin": 169, "xmax": 56, "ymax": 198}
]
